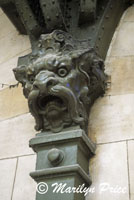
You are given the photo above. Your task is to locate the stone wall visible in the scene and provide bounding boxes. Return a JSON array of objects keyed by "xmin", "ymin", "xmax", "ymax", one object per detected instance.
[
  {"xmin": 0, "ymin": 8, "xmax": 36, "ymax": 200},
  {"xmin": 87, "ymin": 5, "xmax": 134, "ymax": 200},
  {"xmin": 0, "ymin": 5, "xmax": 134, "ymax": 200}
]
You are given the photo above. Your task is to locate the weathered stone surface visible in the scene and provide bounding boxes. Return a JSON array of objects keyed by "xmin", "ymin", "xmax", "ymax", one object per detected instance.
[
  {"xmin": 87, "ymin": 6, "xmax": 134, "ymax": 200},
  {"xmin": 128, "ymin": 141, "xmax": 134, "ymax": 200},
  {"xmin": 110, "ymin": 22, "xmax": 134, "ymax": 57},
  {"xmin": 124, "ymin": 6, "xmax": 134, "ymax": 22},
  {"xmin": 131, "ymin": 194, "xmax": 134, "ymax": 200},
  {"xmin": 12, "ymin": 155, "xmax": 36, "ymax": 200},
  {"xmin": 106, "ymin": 6, "xmax": 134, "ymax": 58},
  {"xmin": 0, "ymin": 158, "xmax": 17, "ymax": 200},
  {"xmin": 88, "ymin": 94, "xmax": 134, "ymax": 144},
  {"xmin": 0, "ymin": 85, "xmax": 29, "ymax": 121},
  {"xmin": 0, "ymin": 13, "xmax": 16, "ymax": 39},
  {"xmin": 0, "ymin": 12, "xmax": 31, "ymax": 88},
  {"xmin": 14, "ymin": 30, "xmax": 106, "ymax": 133},
  {"xmin": 0, "ymin": 31, "xmax": 31, "ymax": 65},
  {"xmin": 87, "ymin": 142, "xmax": 129, "ymax": 200},
  {"xmin": 0, "ymin": 49, "xmax": 31, "ymax": 89},
  {"xmin": 0, "ymin": 113, "xmax": 35, "ymax": 159},
  {"xmin": 105, "ymin": 56, "xmax": 134, "ymax": 95},
  {"xmin": 0, "ymin": 8, "xmax": 3, "ymax": 15}
]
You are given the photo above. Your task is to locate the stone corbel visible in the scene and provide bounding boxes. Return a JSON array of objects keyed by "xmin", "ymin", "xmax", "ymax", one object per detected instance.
[{"xmin": 13, "ymin": 30, "xmax": 106, "ymax": 133}]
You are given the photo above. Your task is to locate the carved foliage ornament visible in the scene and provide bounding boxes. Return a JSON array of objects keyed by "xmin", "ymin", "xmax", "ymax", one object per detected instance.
[{"xmin": 13, "ymin": 30, "xmax": 106, "ymax": 133}]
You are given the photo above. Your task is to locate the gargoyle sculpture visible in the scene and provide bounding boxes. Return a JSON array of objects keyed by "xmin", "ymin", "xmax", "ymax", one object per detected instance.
[{"xmin": 13, "ymin": 30, "xmax": 106, "ymax": 133}]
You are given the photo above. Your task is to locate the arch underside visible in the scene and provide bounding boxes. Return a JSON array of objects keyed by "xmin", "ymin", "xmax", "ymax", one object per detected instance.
[{"xmin": 0, "ymin": 0, "xmax": 132, "ymax": 58}]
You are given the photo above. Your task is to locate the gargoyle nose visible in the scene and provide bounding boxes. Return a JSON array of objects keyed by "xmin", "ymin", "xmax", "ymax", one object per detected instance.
[{"xmin": 33, "ymin": 77, "xmax": 58, "ymax": 92}]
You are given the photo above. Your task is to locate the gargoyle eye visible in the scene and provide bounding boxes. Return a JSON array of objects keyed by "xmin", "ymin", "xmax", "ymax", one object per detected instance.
[{"xmin": 57, "ymin": 67, "xmax": 68, "ymax": 77}]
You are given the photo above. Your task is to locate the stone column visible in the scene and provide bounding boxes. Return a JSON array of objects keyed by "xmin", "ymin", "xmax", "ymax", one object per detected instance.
[{"xmin": 29, "ymin": 127, "xmax": 96, "ymax": 200}]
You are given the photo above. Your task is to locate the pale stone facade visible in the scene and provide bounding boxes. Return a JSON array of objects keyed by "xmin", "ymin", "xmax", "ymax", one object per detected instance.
[
  {"xmin": 0, "ymin": 8, "xmax": 36, "ymax": 200},
  {"xmin": 0, "ymin": 5, "xmax": 134, "ymax": 200},
  {"xmin": 88, "ymin": 5, "xmax": 134, "ymax": 200}
]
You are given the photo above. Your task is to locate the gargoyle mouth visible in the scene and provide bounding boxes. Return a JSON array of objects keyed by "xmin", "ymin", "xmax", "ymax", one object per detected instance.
[
  {"xmin": 28, "ymin": 85, "xmax": 85, "ymax": 132},
  {"xmin": 37, "ymin": 95, "xmax": 70, "ymax": 132},
  {"xmin": 37, "ymin": 95, "xmax": 66, "ymax": 113}
]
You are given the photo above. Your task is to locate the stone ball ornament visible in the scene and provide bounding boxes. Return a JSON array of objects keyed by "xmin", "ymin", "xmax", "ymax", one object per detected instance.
[{"xmin": 47, "ymin": 148, "xmax": 64, "ymax": 166}]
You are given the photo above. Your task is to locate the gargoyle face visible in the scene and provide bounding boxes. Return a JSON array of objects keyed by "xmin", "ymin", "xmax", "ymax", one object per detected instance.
[{"xmin": 13, "ymin": 30, "xmax": 106, "ymax": 133}]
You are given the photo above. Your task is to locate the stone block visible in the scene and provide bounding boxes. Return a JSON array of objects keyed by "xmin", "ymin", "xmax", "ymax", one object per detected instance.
[
  {"xmin": 12, "ymin": 155, "xmax": 36, "ymax": 200},
  {"xmin": 110, "ymin": 22, "xmax": 134, "ymax": 57},
  {"xmin": 0, "ymin": 158, "xmax": 17, "ymax": 200},
  {"xmin": 87, "ymin": 142, "xmax": 129, "ymax": 200},
  {"xmin": 88, "ymin": 94, "xmax": 134, "ymax": 144},
  {"xmin": 105, "ymin": 56, "xmax": 134, "ymax": 95},
  {"xmin": 0, "ymin": 31, "xmax": 31, "ymax": 65},
  {"xmin": 30, "ymin": 128, "xmax": 95, "ymax": 173},
  {"xmin": 0, "ymin": 85, "xmax": 29, "ymax": 121},
  {"xmin": 0, "ymin": 48, "xmax": 31, "ymax": 88},
  {"xmin": 0, "ymin": 113, "xmax": 35, "ymax": 159},
  {"xmin": 0, "ymin": 13, "xmax": 16, "ymax": 39},
  {"xmin": 131, "ymin": 194, "xmax": 134, "ymax": 200},
  {"xmin": 124, "ymin": 6, "xmax": 134, "ymax": 22}
]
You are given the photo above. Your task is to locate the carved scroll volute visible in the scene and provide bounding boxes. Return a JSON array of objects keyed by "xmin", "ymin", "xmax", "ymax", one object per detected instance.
[{"xmin": 13, "ymin": 30, "xmax": 106, "ymax": 134}]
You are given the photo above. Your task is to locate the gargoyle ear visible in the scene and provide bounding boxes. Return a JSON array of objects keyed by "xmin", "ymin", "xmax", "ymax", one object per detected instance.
[
  {"xmin": 13, "ymin": 65, "xmax": 27, "ymax": 84},
  {"xmin": 71, "ymin": 49, "xmax": 94, "ymax": 73},
  {"xmin": 70, "ymin": 50, "xmax": 93, "ymax": 84},
  {"xmin": 71, "ymin": 49, "xmax": 106, "ymax": 87}
]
